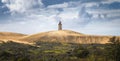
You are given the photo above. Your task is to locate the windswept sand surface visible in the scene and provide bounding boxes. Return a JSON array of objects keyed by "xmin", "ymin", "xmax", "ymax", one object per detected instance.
[
  {"xmin": 0, "ymin": 32, "xmax": 26, "ymax": 39},
  {"xmin": 0, "ymin": 30, "xmax": 120, "ymax": 44},
  {"xmin": 19, "ymin": 30, "xmax": 120, "ymax": 44},
  {"xmin": 0, "ymin": 32, "xmax": 28, "ymax": 44}
]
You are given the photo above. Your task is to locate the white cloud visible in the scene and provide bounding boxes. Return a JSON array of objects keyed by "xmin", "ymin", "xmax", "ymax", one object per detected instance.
[
  {"xmin": 58, "ymin": 8, "xmax": 79, "ymax": 20},
  {"xmin": 80, "ymin": 19, "xmax": 120, "ymax": 35},
  {"xmin": 2, "ymin": 0, "xmax": 43, "ymax": 14},
  {"xmin": 87, "ymin": 9, "xmax": 120, "ymax": 14},
  {"xmin": 47, "ymin": 2, "xmax": 69, "ymax": 8},
  {"xmin": 87, "ymin": 9, "xmax": 120, "ymax": 19},
  {"xmin": 0, "ymin": 14, "xmax": 58, "ymax": 34},
  {"xmin": 84, "ymin": 2, "xmax": 99, "ymax": 8},
  {"xmin": 0, "ymin": 0, "xmax": 120, "ymax": 35},
  {"xmin": 101, "ymin": 0, "xmax": 120, "ymax": 4}
]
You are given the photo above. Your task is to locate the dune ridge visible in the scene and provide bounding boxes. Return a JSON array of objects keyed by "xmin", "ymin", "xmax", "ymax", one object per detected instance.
[
  {"xmin": 19, "ymin": 30, "xmax": 120, "ymax": 44},
  {"xmin": 0, "ymin": 30, "xmax": 120, "ymax": 44}
]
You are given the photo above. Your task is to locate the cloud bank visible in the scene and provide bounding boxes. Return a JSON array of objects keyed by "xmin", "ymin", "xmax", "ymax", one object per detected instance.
[{"xmin": 0, "ymin": 0, "xmax": 120, "ymax": 35}]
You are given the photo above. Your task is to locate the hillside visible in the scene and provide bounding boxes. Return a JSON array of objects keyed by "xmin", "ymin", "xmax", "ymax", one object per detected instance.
[
  {"xmin": 19, "ymin": 30, "xmax": 120, "ymax": 44},
  {"xmin": 0, "ymin": 30, "xmax": 119, "ymax": 44},
  {"xmin": 0, "ymin": 32, "xmax": 26, "ymax": 42},
  {"xmin": 19, "ymin": 30, "xmax": 84, "ymax": 42}
]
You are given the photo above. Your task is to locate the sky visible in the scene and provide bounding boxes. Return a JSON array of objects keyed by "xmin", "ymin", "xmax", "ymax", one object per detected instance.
[{"xmin": 0, "ymin": 0, "xmax": 120, "ymax": 35}]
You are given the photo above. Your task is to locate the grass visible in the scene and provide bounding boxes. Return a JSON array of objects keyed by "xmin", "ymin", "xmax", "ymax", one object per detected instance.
[{"xmin": 0, "ymin": 41, "xmax": 117, "ymax": 61}]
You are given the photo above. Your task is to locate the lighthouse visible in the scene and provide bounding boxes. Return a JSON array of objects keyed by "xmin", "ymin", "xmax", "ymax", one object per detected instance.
[{"xmin": 58, "ymin": 21, "xmax": 62, "ymax": 30}]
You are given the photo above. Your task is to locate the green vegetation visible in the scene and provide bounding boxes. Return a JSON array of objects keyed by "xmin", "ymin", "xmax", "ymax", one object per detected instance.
[
  {"xmin": 104, "ymin": 36, "xmax": 120, "ymax": 61},
  {"xmin": 0, "ymin": 36, "xmax": 120, "ymax": 61}
]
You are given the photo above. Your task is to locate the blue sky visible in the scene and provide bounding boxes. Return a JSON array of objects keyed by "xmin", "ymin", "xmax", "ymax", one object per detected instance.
[{"xmin": 0, "ymin": 0, "xmax": 120, "ymax": 35}]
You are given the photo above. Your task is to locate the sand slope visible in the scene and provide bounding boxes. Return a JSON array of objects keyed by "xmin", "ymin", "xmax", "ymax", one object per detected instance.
[
  {"xmin": 0, "ymin": 32, "xmax": 26, "ymax": 42},
  {"xmin": 19, "ymin": 30, "xmax": 120, "ymax": 44},
  {"xmin": 0, "ymin": 30, "xmax": 120, "ymax": 44}
]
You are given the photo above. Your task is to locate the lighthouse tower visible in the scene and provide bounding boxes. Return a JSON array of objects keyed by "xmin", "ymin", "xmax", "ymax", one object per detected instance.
[{"xmin": 58, "ymin": 21, "xmax": 62, "ymax": 30}]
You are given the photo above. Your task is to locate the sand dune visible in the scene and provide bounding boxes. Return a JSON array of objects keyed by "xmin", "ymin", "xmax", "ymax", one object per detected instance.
[
  {"xmin": 0, "ymin": 32, "xmax": 26, "ymax": 42},
  {"xmin": 19, "ymin": 30, "xmax": 120, "ymax": 44},
  {"xmin": 19, "ymin": 30, "xmax": 84, "ymax": 41},
  {"xmin": 0, "ymin": 30, "xmax": 120, "ymax": 44}
]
